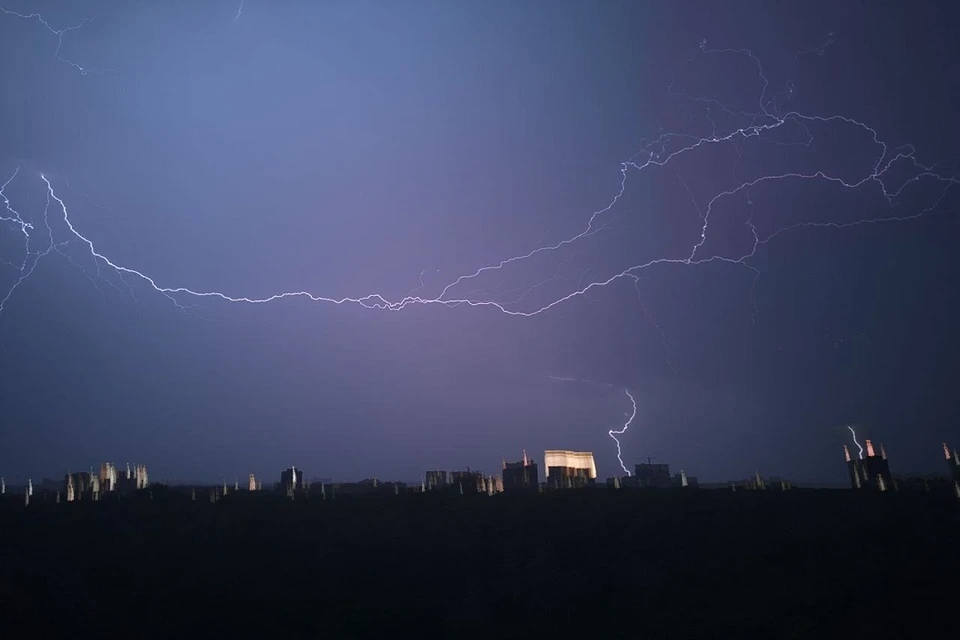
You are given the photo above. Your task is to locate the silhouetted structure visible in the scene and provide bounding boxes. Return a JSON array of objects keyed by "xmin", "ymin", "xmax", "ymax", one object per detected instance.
[
  {"xmin": 845, "ymin": 440, "xmax": 892, "ymax": 491},
  {"xmin": 64, "ymin": 471, "xmax": 94, "ymax": 501},
  {"xmin": 425, "ymin": 470, "xmax": 449, "ymax": 491},
  {"xmin": 502, "ymin": 451, "xmax": 538, "ymax": 494},
  {"xmin": 100, "ymin": 463, "xmax": 118, "ymax": 492},
  {"xmin": 451, "ymin": 469, "xmax": 485, "ymax": 494},
  {"xmin": 544, "ymin": 450, "xmax": 596, "ymax": 489},
  {"xmin": 280, "ymin": 466, "xmax": 306, "ymax": 494},
  {"xmin": 635, "ymin": 462, "xmax": 671, "ymax": 488}
]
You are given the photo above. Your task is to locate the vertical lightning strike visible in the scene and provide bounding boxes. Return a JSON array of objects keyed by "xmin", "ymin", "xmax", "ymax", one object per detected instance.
[
  {"xmin": 847, "ymin": 425, "xmax": 864, "ymax": 460},
  {"xmin": 608, "ymin": 389, "xmax": 638, "ymax": 476}
]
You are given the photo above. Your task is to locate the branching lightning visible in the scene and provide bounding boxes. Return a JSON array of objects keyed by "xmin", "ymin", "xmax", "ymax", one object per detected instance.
[
  {"xmin": 2, "ymin": 14, "xmax": 959, "ymax": 376},
  {"xmin": 609, "ymin": 389, "xmax": 638, "ymax": 476},
  {"xmin": 847, "ymin": 425, "xmax": 864, "ymax": 460},
  {"xmin": 0, "ymin": 6, "xmax": 117, "ymax": 76}
]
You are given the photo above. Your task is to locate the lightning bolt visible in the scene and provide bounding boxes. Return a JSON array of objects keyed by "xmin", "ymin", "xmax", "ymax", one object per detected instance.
[
  {"xmin": 609, "ymin": 389, "xmax": 638, "ymax": 476},
  {"xmin": 0, "ymin": 6, "xmax": 118, "ymax": 77},
  {"xmin": 847, "ymin": 425, "xmax": 864, "ymax": 460},
  {"xmin": 1, "ymin": 14, "xmax": 958, "ymax": 375}
]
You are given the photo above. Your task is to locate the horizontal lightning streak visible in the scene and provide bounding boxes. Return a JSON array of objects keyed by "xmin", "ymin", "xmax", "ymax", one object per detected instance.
[{"xmin": 0, "ymin": 24, "xmax": 957, "ymax": 340}]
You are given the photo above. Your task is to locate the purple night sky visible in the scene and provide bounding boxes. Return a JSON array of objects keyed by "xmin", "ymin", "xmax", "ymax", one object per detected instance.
[{"xmin": 1, "ymin": 1, "xmax": 959, "ymax": 485}]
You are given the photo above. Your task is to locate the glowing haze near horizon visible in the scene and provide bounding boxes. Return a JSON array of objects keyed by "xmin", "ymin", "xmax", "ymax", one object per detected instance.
[{"xmin": 2, "ymin": 1, "xmax": 959, "ymax": 485}]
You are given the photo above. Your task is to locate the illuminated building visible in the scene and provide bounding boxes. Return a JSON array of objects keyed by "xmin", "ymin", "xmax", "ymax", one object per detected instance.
[
  {"xmin": 65, "ymin": 471, "xmax": 93, "ymax": 499},
  {"xmin": 248, "ymin": 474, "xmax": 257, "ymax": 491},
  {"xmin": 451, "ymin": 469, "xmax": 485, "ymax": 494},
  {"xmin": 634, "ymin": 462, "xmax": 671, "ymax": 488},
  {"xmin": 845, "ymin": 439, "xmax": 892, "ymax": 491},
  {"xmin": 502, "ymin": 450, "xmax": 538, "ymax": 494},
  {"xmin": 280, "ymin": 466, "xmax": 306, "ymax": 493},
  {"xmin": 944, "ymin": 443, "xmax": 960, "ymax": 483},
  {"xmin": 1, "ymin": 477, "xmax": 4, "ymax": 495},
  {"xmin": 27, "ymin": 479, "xmax": 32, "ymax": 497},
  {"xmin": 674, "ymin": 470, "xmax": 698, "ymax": 488},
  {"xmin": 544, "ymin": 450, "xmax": 596, "ymax": 489},
  {"xmin": 135, "ymin": 464, "xmax": 149, "ymax": 489},
  {"xmin": 100, "ymin": 463, "xmax": 118, "ymax": 492},
  {"xmin": 425, "ymin": 470, "xmax": 449, "ymax": 491}
]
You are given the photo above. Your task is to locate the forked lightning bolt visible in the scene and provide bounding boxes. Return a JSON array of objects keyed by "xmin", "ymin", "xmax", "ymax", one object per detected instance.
[
  {"xmin": 2, "ymin": 14, "xmax": 959, "ymax": 347},
  {"xmin": 0, "ymin": 6, "xmax": 117, "ymax": 76},
  {"xmin": 847, "ymin": 426, "xmax": 864, "ymax": 460},
  {"xmin": 609, "ymin": 389, "xmax": 637, "ymax": 476}
]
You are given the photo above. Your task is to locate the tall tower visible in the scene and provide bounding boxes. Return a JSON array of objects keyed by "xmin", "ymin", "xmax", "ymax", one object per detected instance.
[
  {"xmin": 1, "ymin": 477, "xmax": 4, "ymax": 495},
  {"xmin": 248, "ymin": 474, "xmax": 257, "ymax": 491},
  {"xmin": 27, "ymin": 479, "xmax": 33, "ymax": 497}
]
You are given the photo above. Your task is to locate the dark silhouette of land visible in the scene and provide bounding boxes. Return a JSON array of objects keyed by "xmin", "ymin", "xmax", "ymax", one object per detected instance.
[{"xmin": 2, "ymin": 487, "xmax": 957, "ymax": 637}]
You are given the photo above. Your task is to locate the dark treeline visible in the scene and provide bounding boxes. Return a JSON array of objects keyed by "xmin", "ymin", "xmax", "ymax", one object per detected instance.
[{"xmin": 1, "ymin": 487, "xmax": 958, "ymax": 637}]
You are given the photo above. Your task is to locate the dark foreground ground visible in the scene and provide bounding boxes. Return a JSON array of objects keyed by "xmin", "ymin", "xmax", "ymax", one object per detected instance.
[{"xmin": 1, "ymin": 487, "xmax": 958, "ymax": 638}]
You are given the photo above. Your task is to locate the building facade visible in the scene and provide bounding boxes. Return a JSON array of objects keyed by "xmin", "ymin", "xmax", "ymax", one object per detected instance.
[{"xmin": 544, "ymin": 450, "xmax": 597, "ymax": 489}]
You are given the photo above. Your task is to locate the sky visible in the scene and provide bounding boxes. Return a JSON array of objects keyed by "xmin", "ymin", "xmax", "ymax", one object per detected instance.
[{"xmin": 1, "ymin": 0, "xmax": 959, "ymax": 486}]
